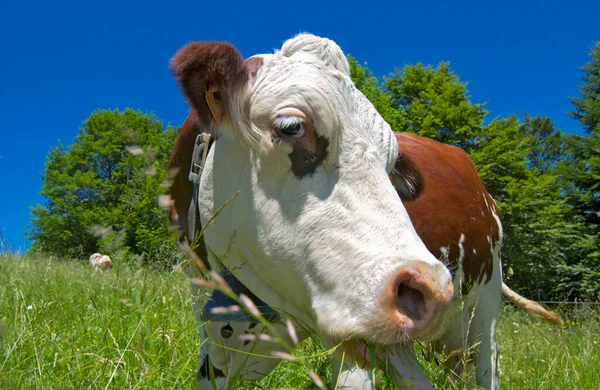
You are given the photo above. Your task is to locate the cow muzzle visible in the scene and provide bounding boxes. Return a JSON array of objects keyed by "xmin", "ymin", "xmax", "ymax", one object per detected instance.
[{"xmin": 379, "ymin": 261, "xmax": 454, "ymax": 342}]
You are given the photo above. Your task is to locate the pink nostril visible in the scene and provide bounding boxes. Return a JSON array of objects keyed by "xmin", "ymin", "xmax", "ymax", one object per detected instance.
[
  {"xmin": 396, "ymin": 282, "xmax": 426, "ymax": 321},
  {"xmin": 391, "ymin": 268, "xmax": 439, "ymax": 325},
  {"xmin": 380, "ymin": 264, "xmax": 454, "ymax": 341}
]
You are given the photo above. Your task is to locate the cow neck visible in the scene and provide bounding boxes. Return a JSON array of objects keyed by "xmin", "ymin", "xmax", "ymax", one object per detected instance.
[{"xmin": 187, "ymin": 132, "xmax": 280, "ymax": 324}]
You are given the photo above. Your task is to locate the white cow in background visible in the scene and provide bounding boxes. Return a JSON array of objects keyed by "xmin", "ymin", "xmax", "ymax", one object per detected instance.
[{"xmin": 89, "ymin": 253, "xmax": 113, "ymax": 270}]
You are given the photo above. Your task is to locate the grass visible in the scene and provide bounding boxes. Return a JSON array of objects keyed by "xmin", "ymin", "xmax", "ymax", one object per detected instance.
[{"xmin": 0, "ymin": 253, "xmax": 598, "ymax": 389}]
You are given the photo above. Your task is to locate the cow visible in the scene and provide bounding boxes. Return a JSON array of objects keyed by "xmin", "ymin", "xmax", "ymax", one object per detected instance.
[
  {"xmin": 166, "ymin": 34, "xmax": 562, "ymax": 389},
  {"xmin": 89, "ymin": 253, "xmax": 113, "ymax": 270}
]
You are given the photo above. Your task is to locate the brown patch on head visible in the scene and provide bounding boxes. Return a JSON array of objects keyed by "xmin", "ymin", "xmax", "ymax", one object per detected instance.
[
  {"xmin": 391, "ymin": 133, "xmax": 499, "ymax": 295},
  {"xmin": 288, "ymin": 133, "xmax": 329, "ymax": 178},
  {"xmin": 170, "ymin": 41, "xmax": 248, "ymax": 130},
  {"xmin": 270, "ymin": 113, "xmax": 330, "ymax": 178}
]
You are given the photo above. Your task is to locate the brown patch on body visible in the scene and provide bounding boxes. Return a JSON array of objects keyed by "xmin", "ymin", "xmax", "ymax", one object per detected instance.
[
  {"xmin": 166, "ymin": 112, "xmax": 210, "ymax": 268},
  {"xmin": 168, "ymin": 113, "xmax": 201, "ymax": 223},
  {"xmin": 390, "ymin": 133, "xmax": 500, "ymax": 294}
]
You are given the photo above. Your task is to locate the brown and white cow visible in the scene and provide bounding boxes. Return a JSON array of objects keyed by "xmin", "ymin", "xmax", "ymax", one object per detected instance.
[
  {"xmin": 89, "ymin": 253, "xmax": 113, "ymax": 270},
  {"xmin": 167, "ymin": 34, "xmax": 562, "ymax": 390}
]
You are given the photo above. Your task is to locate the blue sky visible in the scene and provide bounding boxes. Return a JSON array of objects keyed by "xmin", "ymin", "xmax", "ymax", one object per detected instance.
[{"xmin": 1, "ymin": 0, "xmax": 598, "ymax": 251}]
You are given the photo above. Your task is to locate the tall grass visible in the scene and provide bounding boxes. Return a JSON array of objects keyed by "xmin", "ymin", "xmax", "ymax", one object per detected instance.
[
  {"xmin": 0, "ymin": 254, "xmax": 198, "ymax": 389},
  {"xmin": 1, "ymin": 254, "xmax": 598, "ymax": 389}
]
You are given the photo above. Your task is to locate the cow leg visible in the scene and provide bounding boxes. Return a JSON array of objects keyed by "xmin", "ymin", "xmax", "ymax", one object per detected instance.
[
  {"xmin": 189, "ymin": 276, "xmax": 226, "ymax": 389},
  {"xmin": 195, "ymin": 320, "xmax": 284, "ymax": 389},
  {"xmin": 430, "ymin": 308, "xmax": 475, "ymax": 382},
  {"xmin": 195, "ymin": 332, "xmax": 227, "ymax": 389},
  {"xmin": 331, "ymin": 359, "xmax": 372, "ymax": 389},
  {"xmin": 328, "ymin": 342, "xmax": 432, "ymax": 390},
  {"xmin": 429, "ymin": 266, "xmax": 478, "ymax": 384},
  {"xmin": 433, "ymin": 268, "xmax": 502, "ymax": 389},
  {"xmin": 468, "ymin": 262, "xmax": 502, "ymax": 389},
  {"xmin": 385, "ymin": 344, "xmax": 432, "ymax": 390}
]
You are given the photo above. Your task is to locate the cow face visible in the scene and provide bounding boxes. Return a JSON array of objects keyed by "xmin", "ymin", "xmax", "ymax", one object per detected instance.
[{"xmin": 170, "ymin": 34, "xmax": 453, "ymax": 344}]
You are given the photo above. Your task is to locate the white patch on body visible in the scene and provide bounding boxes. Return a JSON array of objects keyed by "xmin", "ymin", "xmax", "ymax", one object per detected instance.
[{"xmin": 458, "ymin": 233, "xmax": 466, "ymax": 265}]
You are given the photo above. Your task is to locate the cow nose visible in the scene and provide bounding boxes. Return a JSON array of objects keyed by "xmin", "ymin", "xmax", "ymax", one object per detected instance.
[{"xmin": 383, "ymin": 263, "xmax": 454, "ymax": 340}]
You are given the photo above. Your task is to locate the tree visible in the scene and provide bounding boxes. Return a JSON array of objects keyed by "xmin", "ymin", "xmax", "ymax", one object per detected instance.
[
  {"xmin": 569, "ymin": 42, "xmax": 600, "ymax": 135},
  {"xmin": 28, "ymin": 109, "xmax": 179, "ymax": 267},
  {"xmin": 558, "ymin": 41, "xmax": 600, "ymax": 298},
  {"xmin": 520, "ymin": 113, "xmax": 566, "ymax": 174},
  {"xmin": 566, "ymin": 42, "xmax": 600, "ymax": 229},
  {"xmin": 383, "ymin": 62, "xmax": 487, "ymax": 150},
  {"xmin": 348, "ymin": 55, "xmax": 404, "ymax": 132},
  {"xmin": 471, "ymin": 115, "xmax": 596, "ymax": 300}
]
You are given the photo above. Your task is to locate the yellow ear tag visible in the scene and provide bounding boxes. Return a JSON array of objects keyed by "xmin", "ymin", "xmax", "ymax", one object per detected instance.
[{"xmin": 205, "ymin": 84, "xmax": 222, "ymax": 124}]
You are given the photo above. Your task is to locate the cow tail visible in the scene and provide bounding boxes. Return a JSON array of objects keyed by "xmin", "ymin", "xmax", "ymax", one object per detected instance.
[{"xmin": 502, "ymin": 282, "xmax": 564, "ymax": 326}]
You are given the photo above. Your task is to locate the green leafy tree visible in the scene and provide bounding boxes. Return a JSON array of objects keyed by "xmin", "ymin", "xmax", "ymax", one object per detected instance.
[
  {"xmin": 383, "ymin": 62, "xmax": 487, "ymax": 150},
  {"xmin": 348, "ymin": 55, "xmax": 404, "ymax": 131},
  {"xmin": 471, "ymin": 115, "xmax": 595, "ymax": 299},
  {"xmin": 566, "ymin": 42, "xmax": 600, "ymax": 229},
  {"xmin": 569, "ymin": 42, "xmax": 600, "ymax": 135},
  {"xmin": 558, "ymin": 41, "xmax": 600, "ymax": 297},
  {"xmin": 28, "ymin": 109, "xmax": 179, "ymax": 267},
  {"xmin": 521, "ymin": 113, "xmax": 566, "ymax": 174}
]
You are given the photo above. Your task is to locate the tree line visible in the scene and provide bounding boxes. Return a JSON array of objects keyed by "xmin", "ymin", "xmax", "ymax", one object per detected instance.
[{"xmin": 28, "ymin": 43, "xmax": 600, "ymax": 301}]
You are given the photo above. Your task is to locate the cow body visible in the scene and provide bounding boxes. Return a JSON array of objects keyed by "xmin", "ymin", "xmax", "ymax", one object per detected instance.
[
  {"xmin": 392, "ymin": 132, "xmax": 504, "ymax": 387},
  {"xmin": 166, "ymin": 34, "xmax": 560, "ymax": 389},
  {"xmin": 89, "ymin": 253, "xmax": 113, "ymax": 270}
]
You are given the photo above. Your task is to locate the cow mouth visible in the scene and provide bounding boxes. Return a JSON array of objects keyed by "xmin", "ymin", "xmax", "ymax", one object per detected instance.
[{"xmin": 337, "ymin": 339, "xmax": 432, "ymax": 389}]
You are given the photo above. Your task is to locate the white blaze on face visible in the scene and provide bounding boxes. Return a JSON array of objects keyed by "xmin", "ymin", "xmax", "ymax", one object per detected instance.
[{"xmin": 199, "ymin": 34, "xmax": 453, "ymax": 344}]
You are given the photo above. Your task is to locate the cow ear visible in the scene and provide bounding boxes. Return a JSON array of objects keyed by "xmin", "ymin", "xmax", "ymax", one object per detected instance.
[{"xmin": 170, "ymin": 42, "xmax": 247, "ymax": 130}]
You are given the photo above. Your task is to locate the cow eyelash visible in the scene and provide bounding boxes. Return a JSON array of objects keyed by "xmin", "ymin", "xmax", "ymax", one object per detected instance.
[{"xmin": 273, "ymin": 116, "xmax": 305, "ymax": 138}]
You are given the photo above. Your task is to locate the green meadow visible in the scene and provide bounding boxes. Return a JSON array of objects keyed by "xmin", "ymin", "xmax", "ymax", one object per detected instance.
[{"xmin": 1, "ymin": 254, "xmax": 598, "ymax": 389}]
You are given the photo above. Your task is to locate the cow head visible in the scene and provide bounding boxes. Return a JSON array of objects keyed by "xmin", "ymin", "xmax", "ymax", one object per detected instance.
[{"xmin": 170, "ymin": 34, "xmax": 453, "ymax": 345}]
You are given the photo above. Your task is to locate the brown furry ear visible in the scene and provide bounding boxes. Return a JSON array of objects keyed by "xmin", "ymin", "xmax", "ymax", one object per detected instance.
[
  {"xmin": 170, "ymin": 42, "xmax": 247, "ymax": 128},
  {"xmin": 390, "ymin": 152, "xmax": 424, "ymax": 201}
]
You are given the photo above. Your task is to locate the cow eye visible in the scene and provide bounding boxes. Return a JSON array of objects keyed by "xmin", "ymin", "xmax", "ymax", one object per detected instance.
[
  {"xmin": 281, "ymin": 122, "xmax": 302, "ymax": 135},
  {"xmin": 274, "ymin": 116, "xmax": 305, "ymax": 138}
]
